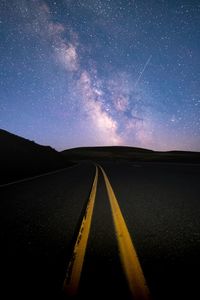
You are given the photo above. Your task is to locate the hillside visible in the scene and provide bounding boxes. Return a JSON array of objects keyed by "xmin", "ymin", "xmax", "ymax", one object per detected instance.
[
  {"xmin": 62, "ymin": 146, "xmax": 200, "ymax": 163},
  {"xmin": 0, "ymin": 129, "xmax": 71, "ymax": 184}
]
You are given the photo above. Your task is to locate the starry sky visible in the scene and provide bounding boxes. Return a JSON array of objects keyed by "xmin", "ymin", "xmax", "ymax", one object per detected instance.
[{"xmin": 0, "ymin": 0, "xmax": 200, "ymax": 151}]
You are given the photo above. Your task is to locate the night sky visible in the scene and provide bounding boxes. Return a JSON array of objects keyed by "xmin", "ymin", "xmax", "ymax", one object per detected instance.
[{"xmin": 1, "ymin": 0, "xmax": 200, "ymax": 151}]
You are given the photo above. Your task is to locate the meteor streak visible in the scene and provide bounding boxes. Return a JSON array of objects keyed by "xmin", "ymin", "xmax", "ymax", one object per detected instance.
[{"xmin": 135, "ymin": 55, "xmax": 152, "ymax": 87}]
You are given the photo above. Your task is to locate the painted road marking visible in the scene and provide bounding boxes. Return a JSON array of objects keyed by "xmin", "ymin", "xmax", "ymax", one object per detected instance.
[
  {"xmin": 100, "ymin": 166, "xmax": 151, "ymax": 300},
  {"xmin": 63, "ymin": 166, "xmax": 98, "ymax": 296},
  {"xmin": 0, "ymin": 167, "xmax": 69, "ymax": 188}
]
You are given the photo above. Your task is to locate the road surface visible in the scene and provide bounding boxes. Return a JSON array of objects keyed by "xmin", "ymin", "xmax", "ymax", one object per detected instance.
[{"xmin": 0, "ymin": 161, "xmax": 200, "ymax": 299}]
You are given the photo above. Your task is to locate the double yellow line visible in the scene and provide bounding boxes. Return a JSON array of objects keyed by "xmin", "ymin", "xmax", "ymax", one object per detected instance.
[
  {"xmin": 63, "ymin": 166, "xmax": 98, "ymax": 296},
  {"xmin": 63, "ymin": 165, "xmax": 151, "ymax": 299}
]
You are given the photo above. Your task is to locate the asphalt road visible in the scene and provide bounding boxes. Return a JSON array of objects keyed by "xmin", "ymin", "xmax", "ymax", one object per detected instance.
[{"xmin": 0, "ymin": 161, "xmax": 200, "ymax": 299}]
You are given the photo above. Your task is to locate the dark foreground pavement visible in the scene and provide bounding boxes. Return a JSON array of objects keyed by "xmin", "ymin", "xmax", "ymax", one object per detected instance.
[
  {"xmin": 102, "ymin": 162, "xmax": 200, "ymax": 300},
  {"xmin": 0, "ymin": 163, "xmax": 95, "ymax": 299},
  {"xmin": 0, "ymin": 161, "xmax": 200, "ymax": 299}
]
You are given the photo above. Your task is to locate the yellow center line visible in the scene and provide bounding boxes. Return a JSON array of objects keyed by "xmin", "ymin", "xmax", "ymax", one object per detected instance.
[
  {"xmin": 100, "ymin": 166, "xmax": 151, "ymax": 300},
  {"xmin": 63, "ymin": 166, "xmax": 98, "ymax": 296}
]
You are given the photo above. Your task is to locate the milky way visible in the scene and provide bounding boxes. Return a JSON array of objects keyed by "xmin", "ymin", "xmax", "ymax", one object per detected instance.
[{"xmin": 0, "ymin": 0, "xmax": 200, "ymax": 151}]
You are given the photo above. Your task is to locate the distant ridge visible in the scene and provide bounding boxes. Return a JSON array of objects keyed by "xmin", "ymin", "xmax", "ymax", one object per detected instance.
[
  {"xmin": 0, "ymin": 129, "xmax": 71, "ymax": 184},
  {"xmin": 62, "ymin": 145, "xmax": 200, "ymax": 163},
  {"xmin": 63, "ymin": 146, "xmax": 154, "ymax": 153}
]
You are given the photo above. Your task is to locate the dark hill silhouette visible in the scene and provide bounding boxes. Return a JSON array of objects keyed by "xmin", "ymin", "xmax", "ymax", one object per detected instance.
[
  {"xmin": 62, "ymin": 146, "xmax": 153, "ymax": 161},
  {"xmin": 0, "ymin": 129, "xmax": 71, "ymax": 184},
  {"xmin": 62, "ymin": 145, "xmax": 200, "ymax": 163}
]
